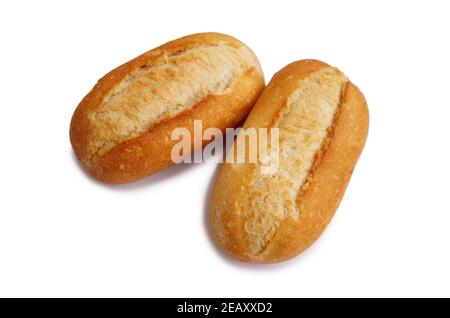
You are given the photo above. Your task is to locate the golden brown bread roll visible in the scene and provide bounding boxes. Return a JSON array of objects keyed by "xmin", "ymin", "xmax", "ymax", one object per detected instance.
[
  {"xmin": 70, "ymin": 32, "xmax": 264, "ymax": 184},
  {"xmin": 210, "ymin": 59, "xmax": 369, "ymax": 263}
]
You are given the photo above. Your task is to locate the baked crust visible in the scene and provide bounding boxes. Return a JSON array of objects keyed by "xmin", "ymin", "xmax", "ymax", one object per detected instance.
[
  {"xmin": 70, "ymin": 33, "xmax": 264, "ymax": 183},
  {"xmin": 210, "ymin": 60, "xmax": 369, "ymax": 263}
]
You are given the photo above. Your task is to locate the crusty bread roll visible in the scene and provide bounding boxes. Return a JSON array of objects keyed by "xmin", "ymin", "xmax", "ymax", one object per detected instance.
[
  {"xmin": 70, "ymin": 33, "xmax": 264, "ymax": 184},
  {"xmin": 210, "ymin": 59, "xmax": 369, "ymax": 263}
]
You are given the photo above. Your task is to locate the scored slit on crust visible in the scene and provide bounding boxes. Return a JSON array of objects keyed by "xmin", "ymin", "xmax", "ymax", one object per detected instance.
[
  {"xmin": 215, "ymin": 67, "xmax": 348, "ymax": 258},
  {"xmin": 85, "ymin": 43, "xmax": 261, "ymax": 167}
]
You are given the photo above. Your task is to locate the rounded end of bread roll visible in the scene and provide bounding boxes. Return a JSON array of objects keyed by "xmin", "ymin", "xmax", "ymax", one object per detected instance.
[
  {"xmin": 70, "ymin": 32, "xmax": 264, "ymax": 184},
  {"xmin": 210, "ymin": 59, "xmax": 369, "ymax": 263}
]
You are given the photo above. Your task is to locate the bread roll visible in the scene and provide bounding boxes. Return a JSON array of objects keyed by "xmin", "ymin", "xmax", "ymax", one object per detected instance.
[
  {"xmin": 70, "ymin": 33, "xmax": 264, "ymax": 184},
  {"xmin": 210, "ymin": 60, "xmax": 369, "ymax": 263}
]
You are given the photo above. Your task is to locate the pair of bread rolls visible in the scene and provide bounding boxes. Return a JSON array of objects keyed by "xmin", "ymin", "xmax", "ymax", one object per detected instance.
[{"xmin": 70, "ymin": 33, "xmax": 368, "ymax": 263}]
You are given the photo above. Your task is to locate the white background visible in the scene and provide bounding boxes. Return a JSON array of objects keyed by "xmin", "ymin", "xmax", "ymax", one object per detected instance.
[{"xmin": 1, "ymin": 0, "xmax": 449, "ymax": 297}]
